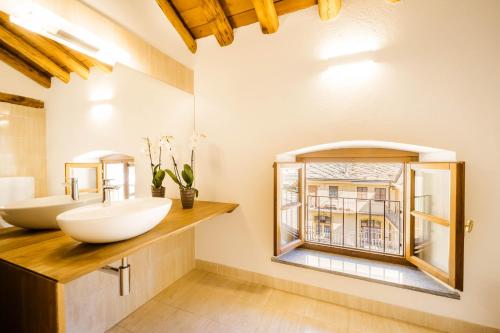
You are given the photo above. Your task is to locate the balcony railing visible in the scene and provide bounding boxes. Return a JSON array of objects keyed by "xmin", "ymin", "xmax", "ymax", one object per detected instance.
[{"xmin": 306, "ymin": 195, "xmax": 403, "ymax": 255}]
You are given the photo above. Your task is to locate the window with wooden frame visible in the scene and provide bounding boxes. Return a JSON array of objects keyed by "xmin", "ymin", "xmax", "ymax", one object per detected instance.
[
  {"xmin": 101, "ymin": 154, "xmax": 135, "ymax": 200},
  {"xmin": 274, "ymin": 148, "xmax": 466, "ymax": 290},
  {"xmin": 274, "ymin": 163, "xmax": 305, "ymax": 256},
  {"xmin": 406, "ymin": 162, "xmax": 465, "ymax": 290}
]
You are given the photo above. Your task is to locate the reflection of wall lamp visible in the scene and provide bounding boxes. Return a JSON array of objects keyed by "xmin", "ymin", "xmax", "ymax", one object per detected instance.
[
  {"xmin": 321, "ymin": 59, "xmax": 378, "ymax": 83},
  {"xmin": 0, "ymin": 111, "xmax": 9, "ymax": 126},
  {"xmin": 9, "ymin": 4, "xmax": 130, "ymax": 65}
]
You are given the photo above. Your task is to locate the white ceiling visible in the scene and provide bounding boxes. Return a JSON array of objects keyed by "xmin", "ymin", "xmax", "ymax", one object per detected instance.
[{"xmin": 79, "ymin": 0, "xmax": 195, "ymax": 68}]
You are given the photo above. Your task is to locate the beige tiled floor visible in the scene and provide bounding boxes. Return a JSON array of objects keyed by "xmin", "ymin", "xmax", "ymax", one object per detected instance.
[{"xmin": 108, "ymin": 270, "xmax": 441, "ymax": 333}]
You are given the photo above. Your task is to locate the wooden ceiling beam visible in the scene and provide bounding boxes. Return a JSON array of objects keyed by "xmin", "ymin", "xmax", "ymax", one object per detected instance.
[
  {"xmin": 200, "ymin": 0, "xmax": 234, "ymax": 46},
  {"xmin": 0, "ymin": 46, "xmax": 51, "ymax": 88},
  {"xmin": 0, "ymin": 92, "xmax": 44, "ymax": 108},
  {"xmin": 318, "ymin": 0, "xmax": 342, "ymax": 21},
  {"xmin": 60, "ymin": 46, "xmax": 113, "ymax": 74},
  {"xmin": 82, "ymin": 55, "xmax": 113, "ymax": 74},
  {"xmin": 251, "ymin": 0, "xmax": 279, "ymax": 34},
  {"xmin": 0, "ymin": 11, "xmax": 89, "ymax": 79},
  {"xmin": 190, "ymin": 0, "xmax": 316, "ymax": 39},
  {"xmin": 156, "ymin": 0, "xmax": 197, "ymax": 53},
  {"xmin": 0, "ymin": 24, "xmax": 70, "ymax": 83}
]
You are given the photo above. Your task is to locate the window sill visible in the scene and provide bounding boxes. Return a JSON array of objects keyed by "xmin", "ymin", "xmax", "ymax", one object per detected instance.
[{"xmin": 271, "ymin": 248, "xmax": 460, "ymax": 299}]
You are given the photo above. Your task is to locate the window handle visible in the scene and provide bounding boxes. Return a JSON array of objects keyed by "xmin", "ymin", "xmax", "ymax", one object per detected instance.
[{"xmin": 465, "ymin": 219, "xmax": 474, "ymax": 233}]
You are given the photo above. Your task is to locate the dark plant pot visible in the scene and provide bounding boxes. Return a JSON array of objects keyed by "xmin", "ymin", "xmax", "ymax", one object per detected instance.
[
  {"xmin": 151, "ymin": 186, "xmax": 165, "ymax": 198},
  {"xmin": 180, "ymin": 188, "xmax": 196, "ymax": 209}
]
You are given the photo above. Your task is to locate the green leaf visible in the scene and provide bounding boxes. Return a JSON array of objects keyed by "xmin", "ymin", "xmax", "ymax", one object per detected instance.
[
  {"xmin": 152, "ymin": 169, "xmax": 165, "ymax": 188},
  {"xmin": 166, "ymin": 169, "xmax": 181, "ymax": 186},
  {"xmin": 194, "ymin": 188, "xmax": 199, "ymax": 197},
  {"xmin": 181, "ymin": 164, "xmax": 194, "ymax": 187},
  {"xmin": 183, "ymin": 164, "xmax": 194, "ymax": 180},
  {"xmin": 181, "ymin": 170, "xmax": 192, "ymax": 187}
]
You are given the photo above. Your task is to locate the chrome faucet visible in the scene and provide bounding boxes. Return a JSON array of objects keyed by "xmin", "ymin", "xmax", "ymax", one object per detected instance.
[
  {"xmin": 102, "ymin": 179, "xmax": 120, "ymax": 204},
  {"xmin": 64, "ymin": 177, "xmax": 79, "ymax": 201}
]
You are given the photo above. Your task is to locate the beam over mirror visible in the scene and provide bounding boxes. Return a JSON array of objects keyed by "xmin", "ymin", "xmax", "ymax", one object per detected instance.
[
  {"xmin": 0, "ymin": 92, "xmax": 44, "ymax": 108},
  {"xmin": 0, "ymin": 12, "xmax": 89, "ymax": 79},
  {"xmin": 0, "ymin": 47, "xmax": 51, "ymax": 88},
  {"xmin": 0, "ymin": 24, "xmax": 70, "ymax": 83}
]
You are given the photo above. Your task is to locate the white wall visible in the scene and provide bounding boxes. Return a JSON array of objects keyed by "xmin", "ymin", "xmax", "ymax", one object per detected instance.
[
  {"xmin": 0, "ymin": 61, "xmax": 47, "ymax": 100},
  {"xmin": 80, "ymin": 0, "xmax": 195, "ymax": 69},
  {"xmin": 194, "ymin": 0, "xmax": 500, "ymax": 329},
  {"xmin": 45, "ymin": 65, "xmax": 193, "ymax": 198}
]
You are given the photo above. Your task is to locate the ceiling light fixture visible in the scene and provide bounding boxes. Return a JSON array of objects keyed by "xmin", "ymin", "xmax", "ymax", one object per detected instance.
[{"xmin": 9, "ymin": 3, "xmax": 129, "ymax": 65}]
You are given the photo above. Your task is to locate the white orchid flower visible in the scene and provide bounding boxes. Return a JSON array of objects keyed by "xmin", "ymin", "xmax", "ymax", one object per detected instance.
[
  {"xmin": 162, "ymin": 135, "xmax": 176, "ymax": 154},
  {"xmin": 189, "ymin": 131, "xmax": 206, "ymax": 150}
]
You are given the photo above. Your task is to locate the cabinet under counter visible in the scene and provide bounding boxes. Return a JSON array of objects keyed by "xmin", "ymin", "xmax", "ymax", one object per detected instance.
[{"xmin": 0, "ymin": 199, "xmax": 238, "ymax": 333}]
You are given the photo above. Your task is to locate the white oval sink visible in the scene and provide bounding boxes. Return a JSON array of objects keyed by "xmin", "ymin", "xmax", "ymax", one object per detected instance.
[
  {"xmin": 0, "ymin": 193, "xmax": 100, "ymax": 229},
  {"xmin": 57, "ymin": 198, "xmax": 172, "ymax": 243}
]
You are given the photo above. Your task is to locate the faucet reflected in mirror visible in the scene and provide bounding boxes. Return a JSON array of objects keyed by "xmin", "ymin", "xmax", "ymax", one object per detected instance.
[{"xmin": 64, "ymin": 177, "xmax": 79, "ymax": 201}]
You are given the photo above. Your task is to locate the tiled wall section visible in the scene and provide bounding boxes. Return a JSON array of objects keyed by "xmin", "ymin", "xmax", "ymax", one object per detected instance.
[
  {"xmin": 0, "ymin": 102, "xmax": 47, "ymax": 197},
  {"xmin": 195, "ymin": 260, "xmax": 500, "ymax": 333}
]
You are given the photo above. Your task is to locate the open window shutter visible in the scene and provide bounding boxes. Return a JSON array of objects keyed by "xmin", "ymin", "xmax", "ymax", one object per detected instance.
[
  {"xmin": 405, "ymin": 162, "xmax": 465, "ymax": 290},
  {"xmin": 274, "ymin": 162, "xmax": 305, "ymax": 256}
]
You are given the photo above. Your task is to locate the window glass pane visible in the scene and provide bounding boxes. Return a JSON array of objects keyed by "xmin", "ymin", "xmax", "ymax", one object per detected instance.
[
  {"xmin": 414, "ymin": 169, "xmax": 450, "ymax": 220},
  {"xmin": 329, "ymin": 186, "xmax": 338, "ymax": 198},
  {"xmin": 70, "ymin": 168, "xmax": 96, "ymax": 189},
  {"xmin": 280, "ymin": 167, "xmax": 300, "ymax": 247},
  {"xmin": 414, "ymin": 217, "xmax": 449, "ymax": 273},
  {"xmin": 357, "ymin": 187, "xmax": 368, "ymax": 199},
  {"xmin": 375, "ymin": 188, "xmax": 386, "ymax": 201},
  {"xmin": 105, "ymin": 163, "xmax": 125, "ymax": 200}
]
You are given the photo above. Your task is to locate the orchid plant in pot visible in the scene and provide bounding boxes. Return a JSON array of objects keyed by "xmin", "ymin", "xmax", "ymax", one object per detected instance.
[
  {"xmin": 143, "ymin": 137, "xmax": 166, "ymax": 197},
  {"xmin": 164, "ymin": 132, "xmax": 205, "ymax": 209}
]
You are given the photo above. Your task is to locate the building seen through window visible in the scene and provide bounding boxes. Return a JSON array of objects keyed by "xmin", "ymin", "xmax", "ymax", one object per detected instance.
[{"xmin": 305, "ymin": 162, "xmax": 404, "ymax": 255}]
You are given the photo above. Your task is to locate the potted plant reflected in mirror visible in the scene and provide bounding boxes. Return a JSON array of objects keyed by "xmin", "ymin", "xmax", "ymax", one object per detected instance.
[
  {"xmin": 143, "ymin": 137, "xmax": 166, "ymax": 198},
  {"xmin": 164, "ymin": 133, "xmax": 205, "ymax": 209},
  {"xmin": 166, "ymin": 164, "xmax": 197, "ymax": 209}
]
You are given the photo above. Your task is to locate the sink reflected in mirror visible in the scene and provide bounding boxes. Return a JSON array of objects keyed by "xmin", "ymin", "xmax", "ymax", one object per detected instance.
[
  {"xmin": 0, "ymin": 193, "xmax": 100, "ymax": 229},
  {"xmin": 57, "ymin": 197, "xmax": 172, "ymax": 243}
]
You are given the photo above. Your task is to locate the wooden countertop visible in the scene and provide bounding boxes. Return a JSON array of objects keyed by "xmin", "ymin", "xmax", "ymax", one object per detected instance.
[{"xmin": 0, "ymin": 199, "xmax": 238, "ymax": 283}]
